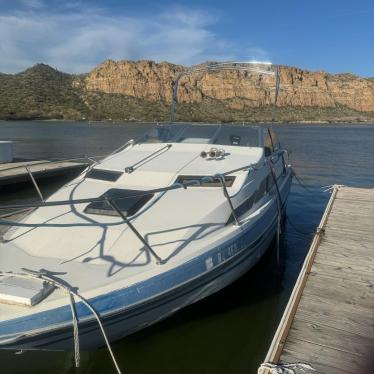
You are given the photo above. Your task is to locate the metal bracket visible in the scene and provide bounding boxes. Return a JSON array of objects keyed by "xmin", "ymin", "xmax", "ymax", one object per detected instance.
[
  {"xmin": 215, "ymin": 174, "xmax": 240, "ymax": 226},
  {"xmin": 25, "ymin": 166, "xmax": 44, "ymax": 202}
]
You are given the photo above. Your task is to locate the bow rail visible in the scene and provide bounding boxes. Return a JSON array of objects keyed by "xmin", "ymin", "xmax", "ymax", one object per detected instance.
[
  {"xmin": 0, "ymin": 147, "xmax": 289, "ymax": 266},
  {"xmin": 0, "ymin": 163, "xmax": 259, "ymax": 211},
  {"xmin": 0, "ymin": 161, "xmax": 265, "ymax": 265},
  {"xmin": 0, "ymin": 155, "xmax": 104, "ymax": 173}
]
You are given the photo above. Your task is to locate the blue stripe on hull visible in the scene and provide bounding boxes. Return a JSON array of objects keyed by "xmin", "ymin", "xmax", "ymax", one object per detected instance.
[
  {"xmin": 0, "ymin": 172, "xmax": 292, "ymax": 350},
  {"xmin": 7, "ymin": 212, "xmax": 279, "ymax": 351}
]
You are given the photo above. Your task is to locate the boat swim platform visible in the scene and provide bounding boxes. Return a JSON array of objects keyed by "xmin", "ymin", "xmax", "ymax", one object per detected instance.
[
  {"xmin": 258, "ymin": 186, "xmax": 374, "ymax": 374},
  {"xmin": 0, "ymin": 160, "xmax": 88, "ymax": 187}
]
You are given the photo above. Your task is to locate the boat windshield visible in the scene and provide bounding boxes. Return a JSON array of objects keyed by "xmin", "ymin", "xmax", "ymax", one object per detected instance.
[{"xmin": 139, "ymin": 124, "xmax": 262, "ymax": 147}]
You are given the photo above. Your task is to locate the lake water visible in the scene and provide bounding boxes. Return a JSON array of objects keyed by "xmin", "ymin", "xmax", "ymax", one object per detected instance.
[{"xmin": 0, "ymin": 121, "xmax": 373, "ymax": 374}]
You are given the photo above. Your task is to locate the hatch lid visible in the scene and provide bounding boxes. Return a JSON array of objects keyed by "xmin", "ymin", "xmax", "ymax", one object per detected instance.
[{"xmin": 0, "ymin": 275, "xmax": 55, "ymax": 307}]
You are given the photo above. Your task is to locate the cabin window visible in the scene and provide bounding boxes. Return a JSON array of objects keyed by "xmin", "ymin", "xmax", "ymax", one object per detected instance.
[
  {"xmin": 254, "ymin": 178, "xmax": 267, "ymax": 203},
  {"xmin": 226, "ymin": 177, "xmax": 267, "ymax": 224},
  {"xmin": 213, "ymin": 126, "xmax": 260, "ymax": 147},
  {"xmin": 84, "ymin": 188, "xmax": 154, "ymax": 217},
  {"xmin": 140, "ymin": 125, "xmax": 185, "ymax": 143},
  {"xmin": 177, "ymin": 125, "xmax": 219, "ymax": 144},
  {"xmin": 226, "ymin": 195, "xmax": 256, "ymax": 224},
  {"xmin": 175, "ymin": 175, "xmax": 236, "ymax": 187},
  {"xmin": 86, "ymin": 169, "xmax": 122, "ymax": 182},
  {"xmin": 139, "ymin": 124, "xmax": 264, "ymax": 147}
]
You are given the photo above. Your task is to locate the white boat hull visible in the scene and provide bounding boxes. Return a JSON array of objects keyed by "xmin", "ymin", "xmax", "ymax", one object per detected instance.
[
  {"xmin": 1, "ymin": 171, "xmax": 291, "ymax": 351},
  {"xmin": 0, "ymin": 124, "xmax": 293, "ymax": 352}
]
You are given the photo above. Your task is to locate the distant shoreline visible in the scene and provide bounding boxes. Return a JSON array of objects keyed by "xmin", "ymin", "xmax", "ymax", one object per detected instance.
[
  {"xmin": 1, "ymin": 118, "xmax": 373, "ymax": 125},
  {"xmin": 2, "ymin": 62, "xmax": 373, "ymax": 125}
]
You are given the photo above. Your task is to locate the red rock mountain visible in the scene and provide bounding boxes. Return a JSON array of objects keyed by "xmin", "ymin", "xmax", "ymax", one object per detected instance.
[
  {"xmin": 82, "ymin": 60, "xmax": 374, "ymax": 113},
  {"xmin": 1, "ymin": 61, "xmax": 373, "ymax": 121}
]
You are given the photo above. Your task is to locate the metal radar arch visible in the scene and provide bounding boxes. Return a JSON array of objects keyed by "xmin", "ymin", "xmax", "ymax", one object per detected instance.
[{"xmin": 168, "ymin": 62, "xmax": 281, "ymax": 123}]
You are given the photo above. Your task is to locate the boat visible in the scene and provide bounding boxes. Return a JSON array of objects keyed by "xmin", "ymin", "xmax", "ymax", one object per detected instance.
[{"xmin": 0, "ymin": 63, "xmax": 292, "ymax": 353}]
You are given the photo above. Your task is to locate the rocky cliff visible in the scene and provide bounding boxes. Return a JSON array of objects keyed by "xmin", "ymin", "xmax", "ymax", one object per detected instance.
[
  {"xmin": 1, "ymin": 60, "xmax": 373, "ymax": 122},
  {"xmin": 82, "ymin": 60, "xmax": 374, "ymax": 113}
]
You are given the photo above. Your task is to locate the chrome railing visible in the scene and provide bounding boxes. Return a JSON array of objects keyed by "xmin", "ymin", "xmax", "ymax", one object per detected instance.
[
  {"xmin": 0, "ymin": 150, "xmax": 288, "ymax": 212},
  {"xmin": 0, "ymin": 155, "xmax": 103, "ymax": 173},
  {"xmin": 0, "ymin": 161, "xmax": 256, "ymax": 263},
  {"xmin": 0, "ymin": 163, "xmax": 254, "ymax": 210},
  {"xmin": 0, "ymin": 152, "xmax": 289, "ymax": 264},
  {"xmin": 0, "ymin": 155, "xmax": 103, "ymax": 204},
  {"xmin": 25, "ymin": 166, "xmax": 45, "ymax": 202}
]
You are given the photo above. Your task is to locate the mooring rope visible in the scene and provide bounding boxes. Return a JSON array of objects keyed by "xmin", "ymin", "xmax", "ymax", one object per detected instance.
[
  {"xmin": 259, "ymin": 362, "xmax": 316, "ymax": 373},
  {"xmin": 286, "ymin": 217, "xmax": 314, "ymax": 238},
  {"xmin": 68, "ymin": 293, "xmax": 80, "ymax": 368},
  {"xmin": 290, "ymin": 168, "xmax": 314, "ymax": 193},
  {"xmin": 321, "ymin": 184, "xmax": 345, "ymax": 193},
  {"xmin": 268, "ymin": 162, "xmax": 283, "ymax": 265}
]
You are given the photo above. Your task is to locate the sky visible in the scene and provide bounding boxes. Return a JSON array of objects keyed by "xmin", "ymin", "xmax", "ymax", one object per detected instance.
[{"xmin": 0, "ymin": 0, "xmax": 373, "ymax": 76}]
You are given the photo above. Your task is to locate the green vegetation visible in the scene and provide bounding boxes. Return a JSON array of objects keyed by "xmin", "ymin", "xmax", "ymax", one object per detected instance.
[
  {"xmin": 0, "ymin": 64, "xmax": 171, "ymax": 121},
  {"xmin": 0, "ymin": 64, "xmax": 373, "ymax": 123},
  {"xmin": 173, "ymin": 99, "xmax": 374, "ymax": 123},
  {"xmin": 0, "ymin": 64, "xmax": 87, "ymax": 120}
]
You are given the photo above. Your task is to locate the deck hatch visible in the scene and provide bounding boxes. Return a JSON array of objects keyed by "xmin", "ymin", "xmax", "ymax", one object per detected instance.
[
  {"xmin": 86, "ymin": 169, "xmax": 122, "ymax": 182},
  {"xmin": 175, "ymin": 175, "xmax": 235, "ymax": 187},
  {"xmin": 84, "ymin": 188, "xmax": 154, "ymax": 217},
  {"xmin": 0, "ymin": 276, "xmax": 55, "ymax": 307}
]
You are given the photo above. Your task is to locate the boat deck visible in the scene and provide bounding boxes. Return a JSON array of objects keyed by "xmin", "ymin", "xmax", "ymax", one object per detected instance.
[
  {"xmin": 259, "ymin": 186, "xmax": 374, "ymax": 374},
  {"xmin": 0, "ymin": 160, "xmax": 88, "ymax": 186}
]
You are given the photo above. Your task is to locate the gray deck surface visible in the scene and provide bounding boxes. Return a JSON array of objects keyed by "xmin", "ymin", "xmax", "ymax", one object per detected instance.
[
  {"xmin": 0, "ymin": 160, "xmax": 87, "ymax": 186},
  {"xmin": 260, "ymin": 186, "xmax": 374, "ymax": 374}
]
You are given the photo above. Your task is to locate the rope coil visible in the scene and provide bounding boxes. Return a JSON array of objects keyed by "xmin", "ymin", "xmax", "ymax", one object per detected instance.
[{"xmin": 258, "ymin": 362, "xmax": 316, "ymax": 374}]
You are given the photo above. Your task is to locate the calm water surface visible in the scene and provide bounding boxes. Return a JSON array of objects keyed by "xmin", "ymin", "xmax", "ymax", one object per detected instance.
[{"xmin": 0, "ymin": 121, "xmax": 373, "ymax": 374}]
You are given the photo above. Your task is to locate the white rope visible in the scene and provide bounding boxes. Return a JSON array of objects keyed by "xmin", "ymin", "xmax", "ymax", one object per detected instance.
[
  {"xmin": 259, "ymin": 362, "xmax": 316, "ymax": 374},
  {"xmin": 71, "ymin": 288, "xmax": 122, "ymax": 374},
  {"xmin": 0, "ymin": 270, "xmax": 123, "ymax": 374},
  {"xmin": 321, "ymin": 184, "xmax": 345, "ymax": 193},
  {"xmin": 68, "ymin": 293, "xmax": 80, "ymax": 368}
]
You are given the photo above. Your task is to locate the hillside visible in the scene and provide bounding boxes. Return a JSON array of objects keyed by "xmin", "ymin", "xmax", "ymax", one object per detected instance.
[
  {"xmin": 0, "ymin": 64, "xmax": 87, "ymax": 120},
  {"xmin": 0, "ymin": 61, "xmax": 373, "ymax": 122}
]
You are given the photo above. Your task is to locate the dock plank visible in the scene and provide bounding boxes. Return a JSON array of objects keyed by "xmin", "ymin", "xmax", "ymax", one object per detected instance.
[
  {"xmin": 311, "ymin": 261, "xmax": 373, "ymax": 284},
  {"xmin": 316, "ymin": 239, "xmax": 373, "ymax": 259},
  {"xmin": 286, "ymin": 318, "xmax": 374, "ymax": 358},
  {"xmin": 313, "ymin": 251, "xmax": 374, "ymax": 274},
  {"xmin": 0, "ymin": 160, "xmax": 88, "ymax": 186},
  {"xmin": 260, "ymin": 186, "xmax": 374, "ymax": 374},
  {"xmin": 297, "ymin": 301, "xmax": 374, "ymax": 339},
  {"xmin": 303, "ymin": 273, "xmax": 374, "ymax": 310},
  {"xmin": 281, "ymin": 339, "xmax": 365, "ymax": 374}
]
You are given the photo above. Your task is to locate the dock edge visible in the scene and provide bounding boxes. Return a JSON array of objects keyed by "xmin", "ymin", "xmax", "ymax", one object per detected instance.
[{"xmin": 258, "ymin": 185, "xmax": 341, "ymax": 374}]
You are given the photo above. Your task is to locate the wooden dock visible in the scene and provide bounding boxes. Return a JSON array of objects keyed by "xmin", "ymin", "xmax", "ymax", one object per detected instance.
[
  {"xmin": 259, "ymin": 186, "xmax": 374, "ymax": 374},
  {"xmin": 0, "ymin": 160, "xmax": 88, "ymax": 187}
]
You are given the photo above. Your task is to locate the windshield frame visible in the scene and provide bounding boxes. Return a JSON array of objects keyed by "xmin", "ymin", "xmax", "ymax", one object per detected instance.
[{"xmin": 137, "ymin": 123, "xmax": 264, "ymax": 148}]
